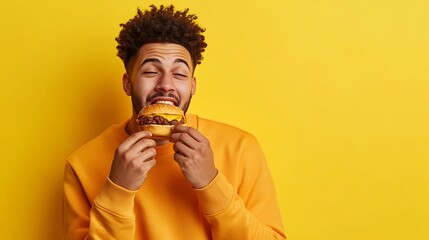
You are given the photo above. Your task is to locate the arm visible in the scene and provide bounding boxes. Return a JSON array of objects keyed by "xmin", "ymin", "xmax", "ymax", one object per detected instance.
[
  {"xmin": 195, "ymin": 172, "xmax": 285, "ymax": 239},
  {"xmin": 170, "ymin": 126, "xmax": 286, "ymax": 239},
  {"xmin": 63, "ymin": 131, "xmax": 156, "ymax": 239},
  {"xmin": 63, "ymin": 165, "xmax": 137, "ymax": 239}
]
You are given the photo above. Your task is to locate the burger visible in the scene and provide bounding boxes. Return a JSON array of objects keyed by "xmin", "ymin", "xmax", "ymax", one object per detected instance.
[{"xmin": 136, "ymin": 103, "xmax": 186, "ymax": 139}]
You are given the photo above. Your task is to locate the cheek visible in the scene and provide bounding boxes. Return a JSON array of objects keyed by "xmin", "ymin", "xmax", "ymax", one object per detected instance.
[
  {"xmin": 133, "ymin": 79, "xmax": 155, "ymax": 96},
  {"xmin": 176, "ymin": 81, "xmax": 193, "ymax": 96}
]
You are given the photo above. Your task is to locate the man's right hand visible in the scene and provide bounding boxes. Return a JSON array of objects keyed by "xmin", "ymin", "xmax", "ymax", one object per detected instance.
[{"xmin": 109, "ymin": 131, "xmax": 157, "ymax": 190}]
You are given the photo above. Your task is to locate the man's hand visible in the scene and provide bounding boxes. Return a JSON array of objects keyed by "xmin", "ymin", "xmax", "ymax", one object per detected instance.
[
  {"xmin": 109, "ymin": 131, "xmax": 157, "ymax": 190},
  {"xmin": 170, "ymin": 125, "xmax": 218, "ymax": 189}
]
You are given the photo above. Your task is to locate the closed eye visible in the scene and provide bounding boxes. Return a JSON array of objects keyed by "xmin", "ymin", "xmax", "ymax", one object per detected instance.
[
  {"xmin": 173, "ymin": 73, "xmax": 187, "ymax": 78},
  {"xmin": 143, "ymin": 71, "xmax": 158, "ymax": 75}
]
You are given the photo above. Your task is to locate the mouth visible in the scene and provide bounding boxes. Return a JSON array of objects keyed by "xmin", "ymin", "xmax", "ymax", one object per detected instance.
[
  {"xmin": 151, "ymin": 98, "xmax": 177, "ymax": 106},
  {"xmin": 146, "ymin": 92, "xmax": 180, "ymax": 107}
]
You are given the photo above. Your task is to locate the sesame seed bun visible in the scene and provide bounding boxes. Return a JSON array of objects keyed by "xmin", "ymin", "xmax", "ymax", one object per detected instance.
[{"xmin": 139, "ymin": 103, "xmax": 185, "ymax": 116}]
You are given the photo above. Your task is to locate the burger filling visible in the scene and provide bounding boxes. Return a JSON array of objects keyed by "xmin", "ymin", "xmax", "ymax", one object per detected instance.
[{"xmin": 139, "ymin": 115, "xmax": 185, "ymax": 125}]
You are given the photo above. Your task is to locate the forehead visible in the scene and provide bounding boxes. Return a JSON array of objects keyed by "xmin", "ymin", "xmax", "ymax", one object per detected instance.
[{"xmin": 137, "ymin": 43, "xmax": 192, "ymax": 64}]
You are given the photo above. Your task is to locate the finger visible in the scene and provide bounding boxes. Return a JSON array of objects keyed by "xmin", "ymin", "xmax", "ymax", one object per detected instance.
[
  {"xmin": 145, "ymin": 158, "xmax": 157, "ymax": 171},
  {"xmin": 140, "ymin": 158, "xmax": 157, "ymax": 172},
  {"xmin": 128, "ymin": 155, "xmax": 156, "ymax": 173},
  {"xmin": 171, "ymin": 128, "xmax": 206, "ymax": 152},
  {"xmin": 135, "ymin": 158, "xmax": 157, "ymax": 182},
  {"xmin": 119, "ymin": 131, "xmax": 152, "ymax": 152},
  {"xmin": 173, "ymin": 140, "xmax": 195, "ymax": 158},
  {"xmin": 126, "ymin": 138, "xmax": 156, "ymax": 158},
  {"xmin": 135, "ymin": 147, "xmax": 157, "ymax": 163},
  {"xmin": 173, "ymin": 151, "xmax": 187, "ymax": 165},
  {"xmin": 172, "ymin": 125, "xmax": 207, "ymax": 143},
  {"xmin": 171, "ymin": 131, "xmax": 197, "ymax": 149}
]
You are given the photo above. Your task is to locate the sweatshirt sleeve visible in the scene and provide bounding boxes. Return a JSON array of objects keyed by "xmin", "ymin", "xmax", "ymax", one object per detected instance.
[
  {"xmin": 63, "ymin": 163, "xmax": 136, "ymax": 240},
  {"xmin": 194, "ymin": 135, "xmax": 286, "ymax": 239}
]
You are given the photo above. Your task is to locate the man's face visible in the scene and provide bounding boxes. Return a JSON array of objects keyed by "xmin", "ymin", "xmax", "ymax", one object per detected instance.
[{"xmin": 123, "ymin": 43, "xmax": 196, "ymax": 114}]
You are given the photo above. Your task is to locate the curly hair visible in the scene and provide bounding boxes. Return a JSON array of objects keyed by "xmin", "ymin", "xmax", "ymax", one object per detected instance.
[{"xmin": 116, "ymin": 5, "xmax": 207, "ymax": 70}]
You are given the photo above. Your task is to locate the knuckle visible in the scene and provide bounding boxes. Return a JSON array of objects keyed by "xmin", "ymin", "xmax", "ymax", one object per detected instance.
[
  {"xmin": 149, "ymin": 159, "xmax": 157, "ymax": 167},
  {"xmin": 145, "ymin": 139, "xmax": 156, "ymax": 146},
  {"xmin": 178, "ymin": 133, "xmax": 186, "ymax": 141},
  {"xmin": 193, "ymin": 154, "xmax": 201, "ymax": 162},
  {"xmin": 185, "ymin": 160, "xmax": 195, "ymax": 169},
  {"xmin": 123, "ymin": 151, "xmax": 133, "ymax": 160},
  {"xmin": 139, "ymin": 161, "xmax": 155, "ymax": 174},
  {"xmin": 116, "ymin": 145, "xmax": 125, "ymax": 155},
  {"xmin": 174, "ymin": 153, "xmax": 184, "ymax": 163},
  {"xmin": 197, "ymin": 144, "xmax": 207, "ymax": 154},
  {"xmin": 129, "ymin": 159, "xmax": 139, "ymax": 168},
  {"xmin": 135, "ymin": 167, "xmax": 145, "ymax": 175},
  {"xmin": 148, "ymin": 148, "xmax": 156, "ymax": 157},
  {"xmin": 180, "ymin": 159, "xmax": 189, "ymax": 168},
  {"xmin": 148, "ymin": 162, "xmax": 156, "ymax": 171}
]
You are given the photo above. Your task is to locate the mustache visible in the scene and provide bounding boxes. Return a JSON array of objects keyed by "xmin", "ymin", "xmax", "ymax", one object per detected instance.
[{"xmin": 146, "ymin": 92, "xmax": 180, "ymax": 105}]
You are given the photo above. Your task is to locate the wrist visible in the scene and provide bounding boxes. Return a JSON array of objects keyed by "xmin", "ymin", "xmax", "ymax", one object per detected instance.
[{"xmin": 193, "ymin": 169, "xmax": 218, "ymax": 189}]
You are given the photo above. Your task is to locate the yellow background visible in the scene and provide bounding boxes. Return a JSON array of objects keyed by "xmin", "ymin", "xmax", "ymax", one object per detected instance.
[{"xmin": 1, "ymin": 0, "xmax": 428, "ymax": 239}]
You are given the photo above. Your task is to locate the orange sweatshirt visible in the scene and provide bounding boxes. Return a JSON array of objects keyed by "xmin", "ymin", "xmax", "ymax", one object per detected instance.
[{"xmin": 63, "ymin": 114, "xmax": 286, "ymax": 239}]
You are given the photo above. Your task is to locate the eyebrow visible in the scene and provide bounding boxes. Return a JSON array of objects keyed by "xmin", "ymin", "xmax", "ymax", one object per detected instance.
[
  {"xmin": 140, "ymin": 58, "xmax": 191, "ymax": 70},
  {"xmin": 174, "ymin": 58, "xmax": 190, "ymax": 70},
  {"xmin": 141, "ymin": 58, "xmax": 161, "ymax": 67}
]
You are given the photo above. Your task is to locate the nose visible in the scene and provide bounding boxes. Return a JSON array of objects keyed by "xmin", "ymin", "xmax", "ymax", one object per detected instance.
[{"xmin": 155, "ymin": 73, "xmax": 175, "ymax": 92}]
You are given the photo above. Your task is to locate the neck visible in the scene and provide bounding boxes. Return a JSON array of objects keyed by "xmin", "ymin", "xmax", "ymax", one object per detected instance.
[{"xmin": 125, "ymin": 114, "xmax": 139, "ymax": 135}]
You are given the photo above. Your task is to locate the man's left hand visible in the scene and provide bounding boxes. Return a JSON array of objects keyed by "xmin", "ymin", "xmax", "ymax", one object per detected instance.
[{"xmin": 170, "ymin": 125, "xmax": 218, "ymax": 189}]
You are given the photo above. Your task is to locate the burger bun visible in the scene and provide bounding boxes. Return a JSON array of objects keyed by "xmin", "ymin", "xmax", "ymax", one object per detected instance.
[
  {"xmin": 139, "ymin": 124, "xmax": 174, "ymax": 139},
  {"xmin": 137, "ymin": 103, "xmax": 186, "ymax": 139}
]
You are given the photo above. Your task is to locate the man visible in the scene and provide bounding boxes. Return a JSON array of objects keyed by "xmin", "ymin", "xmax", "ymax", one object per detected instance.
[{"xmin": 63, "ymin": 5, "xmax": 286, "ymax": 239}]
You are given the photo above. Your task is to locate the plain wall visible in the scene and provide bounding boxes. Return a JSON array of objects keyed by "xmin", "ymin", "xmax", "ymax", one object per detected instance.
[{"xmin": 0, "ymin": 0, "xmax": 428, "ymax": 239}]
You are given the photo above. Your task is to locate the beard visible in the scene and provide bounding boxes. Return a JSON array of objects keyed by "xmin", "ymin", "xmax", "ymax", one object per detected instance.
[{"xmin": 131, "ymin": 91, "xmax": 193, "ymax": 116}]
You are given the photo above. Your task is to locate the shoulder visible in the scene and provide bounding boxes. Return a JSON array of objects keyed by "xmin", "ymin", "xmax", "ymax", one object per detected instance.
[
  {"xmin": 194, "ymin": 115, "xmax": 259, "ymax": 145},
  {"xmin": 66, "ymin": 121, "xmax": 127, "ymax": 166},
  {"xmin": 196, "ymin": 115, "xmax": 248, "ymax": 134}
]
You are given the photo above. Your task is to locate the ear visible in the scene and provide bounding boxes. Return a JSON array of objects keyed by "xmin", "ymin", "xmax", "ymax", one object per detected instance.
[
  {"xmin": 191, "ymin": 76, "xmax": 197, "ymax": 96},
  {"xmin": 122, "ymin": 73, "xmax": 132, "ymax": 96}
]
